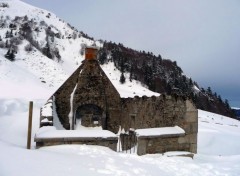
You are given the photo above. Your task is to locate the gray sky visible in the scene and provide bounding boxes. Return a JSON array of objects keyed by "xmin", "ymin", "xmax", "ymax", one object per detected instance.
[{"xmin": 22, "ymin": 0, "xmax": 240, "ymax": 107}]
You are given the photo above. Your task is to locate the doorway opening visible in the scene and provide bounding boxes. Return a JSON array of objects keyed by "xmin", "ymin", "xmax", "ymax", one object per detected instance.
[{"xmin": 74, "ymin": 104, "xmax": 103, "ymax": 129}]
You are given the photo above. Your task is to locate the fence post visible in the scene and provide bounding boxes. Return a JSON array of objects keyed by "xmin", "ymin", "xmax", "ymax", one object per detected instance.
[
  {"xmin": 133, "ymin": 133, "xmax": 136, "ymax": 153},
  {"xmin": 27, "ymin": 101, "xmax": 33, "ymax": 149}
]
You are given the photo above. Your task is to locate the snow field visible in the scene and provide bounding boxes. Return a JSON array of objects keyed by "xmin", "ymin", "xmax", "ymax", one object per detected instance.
[
  {"xmin": 198, "ymin": 110, "xmax": 240, "ymax": 156},
  {"xmin": 1, "ymin": 99, "xmax": 240, "ymax": 176}
]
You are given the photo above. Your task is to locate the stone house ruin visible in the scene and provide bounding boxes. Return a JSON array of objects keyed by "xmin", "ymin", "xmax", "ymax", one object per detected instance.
[{"xmin": 35, "ymin": 47, "xmax": 198, "ymax": 155}]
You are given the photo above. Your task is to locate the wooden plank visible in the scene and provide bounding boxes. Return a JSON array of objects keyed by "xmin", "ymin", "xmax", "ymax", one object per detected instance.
[{"xmin": 27, "ymin": 101, "xmax": 33, "ymax": 149}]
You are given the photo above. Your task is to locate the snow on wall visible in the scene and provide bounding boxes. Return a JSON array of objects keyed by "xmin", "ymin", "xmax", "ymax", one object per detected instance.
[
  {"xmin": 68, "ymin": 84, "xmax": 78, "ymax": 129},
  {"xmin": 52, "ymin": 96, "xmax": 64, "ymax": 130},
  {"xmin": 41, "ymin": 99, "xmax": 53, "ymax": 117},
  {"xmin": 135, "ymin": 126, "xmax": 185, "ymax": 137},
  {"xmin": 35, "ymin": 126, "xmax": 117, "ymax": 138}
]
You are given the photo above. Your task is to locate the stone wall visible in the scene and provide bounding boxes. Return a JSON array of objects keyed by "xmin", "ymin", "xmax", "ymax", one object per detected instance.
[
  {"xmin": 177, "ymin": 100, "xmax": 198, "ymax": 153},
  {"xmin": 121, "ymin": 94, "xmax": 198, "ymax": 154},
  {"xmin": 38, "ymin": 48, "xmax": 198, "ymax": 154},
  {"xmin": 72, "ymin": 59, "xmax": 122, "ymax": 133},
  {"xmin": 137, "ymin": 134, "xmax": 185, "ymax": 155},
  {"xmin": 35, "ymin": 136, "xmax": 118, "ymax": 151},
  {"xmin": 53, "ymin": 59, "xmax": 122, "ymax": 133},
  {"xmin": 121, "ymin": 95, "xmax": 186, "ymax": 130},
  {"xmin": 54, "ymin": 64, "xmax": 84, "ymax": 129},
  {"xmin": 39, "ymin": 99, "xmax": 53, "ymax": 127}
]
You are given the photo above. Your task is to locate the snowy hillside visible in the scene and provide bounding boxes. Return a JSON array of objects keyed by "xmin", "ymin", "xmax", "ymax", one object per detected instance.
[
  {"xmin": 1, "ymin": 99, "xmax": 240, "ymax": 176},
  {"xmin": 0, "ymin": 0, "xmax": 158, "ymax": 99},
  {"xmin": 0, "ymin": 0, "xmax": 94, "ymax": 98},
  {"xmin": 1, "ymin": 2, "xmax": 240, "ymax": 175}
]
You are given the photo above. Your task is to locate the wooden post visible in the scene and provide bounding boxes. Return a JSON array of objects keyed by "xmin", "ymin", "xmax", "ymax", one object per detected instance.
[{"xmin": 27, "ymin": 101, "xmax": 33, "ymax": 149}]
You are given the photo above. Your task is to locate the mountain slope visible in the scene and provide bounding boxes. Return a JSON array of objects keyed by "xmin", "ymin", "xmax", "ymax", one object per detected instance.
[
  {"xmin": 0, "ymin": 0, "xmax": 87, "ymax": 98},
  {"xmin": 99, "ymin": 42, "xmax": 235, "ymax": 118},
  {"xmin": 0, "ymin": 0, "xmax": 159, "ymax": 99},
  {"xmin": 0, "ymin": 0, "xmax": 235, "ymax": 118}
]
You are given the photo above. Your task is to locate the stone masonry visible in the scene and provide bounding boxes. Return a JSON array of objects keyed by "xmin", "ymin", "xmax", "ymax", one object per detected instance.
[
  {"xmin": 35, "ymin": 136, "xmax": 118, "ymax": 151},
  {"xmin": 121, "ymin": 95, "xmax": 198, "ymax": 154},
  {"xmin": 39, "ymin": 47, "xmax": 198, "ymax": 154},
  {"xmin": 53, "ymin": 48, "xmax": 122, "ymax": 133}
]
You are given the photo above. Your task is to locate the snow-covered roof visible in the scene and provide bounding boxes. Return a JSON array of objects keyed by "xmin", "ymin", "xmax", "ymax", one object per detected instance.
[
  {"xmin": 135, "ymin": 126, "xmax": 185, "ymax": 137},
  {"xmin": 35, "ymin": 126, "xmax": 117, "ymax": 139}
]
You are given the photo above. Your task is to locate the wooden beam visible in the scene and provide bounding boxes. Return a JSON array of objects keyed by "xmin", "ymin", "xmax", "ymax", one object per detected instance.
[{"xmin": 27, "ymin": 101, "xmax": 33, "ymax": 149}]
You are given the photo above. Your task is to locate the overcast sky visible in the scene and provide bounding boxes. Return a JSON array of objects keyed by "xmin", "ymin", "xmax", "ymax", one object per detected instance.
[{"xmin": 22, "ymin": 0, "xmax": 240, "ymax": 107}]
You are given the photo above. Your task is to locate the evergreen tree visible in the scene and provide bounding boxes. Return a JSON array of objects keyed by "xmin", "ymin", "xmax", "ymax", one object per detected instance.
[
  {"xmin": 5, "ymin": 49, "xmax": 15, "ymax": 61},
  {"xmin": 152, "ymin": 57, "xmax": 157, "ymax": 74},
  {"xmin": 144, "ymin": 64, "xmax": 153, "ymax": 88},
  {"xmin": 189, "ymin": 78, "xmax": 193, "ymax": 86},
  {"xmin": 158, "ymin": 54, "xmax": 162, "ymax": 64},
  {"xmin": 174, "ymin": 79, "xmax": 179, "ymax": 88},
  {"xmin": 5, "ymin": 40, "xmax": 9, "ymax": 48},
  {"xmin": 119, "ymin": 55, "xmax": 125, "ymax": 73},
  {"xmin": 173, "ymin": 61, "xmax": 177, "ymax": 66},
  {"xmin": 190, "ymin": 92, "xmax": 198, "ymax": 103},
  {"xmin": 10, "ymin": 29, "xmax": 13, "ymax": 37},
  {"xmin": 5, "ymin": 31, "xmax": 9, "ymax": 38},
  {"xmin": 166, "ymin": 83, "xmax": 172, "ymax": 95},
  {"xmin": 129, "ymin": 64, "xmax": 133, "ymax": 82},
  {"xmin": 99, "ymin": 50, "xmax": 107, "ymax": 65},
  {"xmin": 218, "ymin": 95, "xmax": 223, "ymax": 103},
  {"xmin": 207, "ymin": 87, "xmax": 212, "ymax": 94},
  {"xmin": 120, "ymin": 72, "xmax": 126, "ymax": 84},
  {"xmin": 224, "ymin": 99, "xmax": 230, "ymax": 109}
]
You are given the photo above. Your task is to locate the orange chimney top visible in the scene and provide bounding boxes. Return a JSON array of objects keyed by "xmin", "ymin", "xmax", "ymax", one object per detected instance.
[{"xmin": 85, "ymin": 46, "xmax": 98, "ymax": 60}]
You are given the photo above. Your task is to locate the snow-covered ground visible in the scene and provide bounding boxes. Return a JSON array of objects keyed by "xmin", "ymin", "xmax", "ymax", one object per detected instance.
[
  {"xmin": 1, "ymin": 1, "xmax": 240, "ymax": 175},
  {"xmin": 1, "ymin": 99, "xmax": 240, "ymax": 176}
]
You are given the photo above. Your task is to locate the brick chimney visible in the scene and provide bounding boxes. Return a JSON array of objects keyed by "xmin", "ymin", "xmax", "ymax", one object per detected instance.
[{"xmin": 85, "ymin": 46, "xmax": 98, "ymax": 60}]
